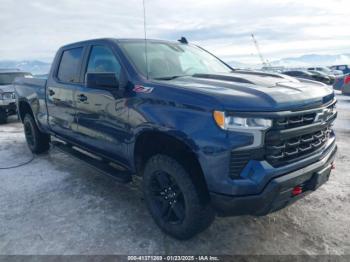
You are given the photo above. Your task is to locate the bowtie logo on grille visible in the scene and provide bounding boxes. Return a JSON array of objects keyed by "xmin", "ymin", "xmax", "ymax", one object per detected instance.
[{"xmin": 314, "ymin": 108, "xmax": 333, "ymax": 123}]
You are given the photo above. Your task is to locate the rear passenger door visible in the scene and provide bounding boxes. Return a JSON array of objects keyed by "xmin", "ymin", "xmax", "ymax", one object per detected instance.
[
  {"xmin": 74, "ymin": 45, "xmax": 130, "ymax": 166},
  {"xmin": 47, "ymin": 46, "xmax": 85, "ymax": 140}
]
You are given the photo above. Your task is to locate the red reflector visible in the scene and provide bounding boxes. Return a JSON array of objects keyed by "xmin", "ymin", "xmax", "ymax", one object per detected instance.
[
  {"xmin": 292, "ymin": 186, "xmax": 303, "ymax": 196},
  {"xmin": 344, "ymin": 75, "xmax": 350, "ymax": 85}
]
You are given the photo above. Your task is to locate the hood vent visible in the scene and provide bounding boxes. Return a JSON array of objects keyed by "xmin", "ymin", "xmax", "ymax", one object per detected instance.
[
  {"xmin": 235, "ymin": 70, "xmax": 285, "ymax": 78},
  {"xmin": 193, "ymin": 73, "xmax": 254, "ymax": 84}
]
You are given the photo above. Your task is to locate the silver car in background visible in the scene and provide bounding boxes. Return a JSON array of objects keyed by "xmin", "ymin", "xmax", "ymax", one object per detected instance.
[{"xmin": 0, "ymin": 69, "xmax": 32, "ymax": 123}]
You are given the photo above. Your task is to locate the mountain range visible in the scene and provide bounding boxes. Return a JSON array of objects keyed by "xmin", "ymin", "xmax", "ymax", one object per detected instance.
[
  {"xmin": 229, "ymin": 53, "xmax": 350, "ymax": 69},
  {"xmin": 0, "ymin": 60, "xmax": 51, "ymax": 75},
  {"xmin": 1, "ymin": 53, "xmax": 350, "ymax": 74}
]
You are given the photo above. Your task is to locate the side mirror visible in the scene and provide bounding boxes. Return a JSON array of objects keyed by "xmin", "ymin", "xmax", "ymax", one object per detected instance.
[{"xmin": 85, "ymin": 72, "xmax": 119, "ymax": 89}]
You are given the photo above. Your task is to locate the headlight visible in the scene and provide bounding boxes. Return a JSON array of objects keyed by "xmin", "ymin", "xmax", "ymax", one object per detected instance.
[
  {"xmin": 1, "ymin": 92, "xmax": 15, "ymax": 100},
  {"xmin": 213, "ymin": 111, "xmax": 272, "ymax": 130}
]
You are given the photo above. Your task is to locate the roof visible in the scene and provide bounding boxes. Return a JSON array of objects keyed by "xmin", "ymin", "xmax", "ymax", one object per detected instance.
[{"xmin": 60, "ymin": 38, "xmax": 184, "ymax": 49}]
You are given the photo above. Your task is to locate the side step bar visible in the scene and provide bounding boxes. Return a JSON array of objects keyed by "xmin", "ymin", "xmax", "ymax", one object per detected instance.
[{"xmin": 52, "ymin": 141, "xmax": 132, "ymax": 183}]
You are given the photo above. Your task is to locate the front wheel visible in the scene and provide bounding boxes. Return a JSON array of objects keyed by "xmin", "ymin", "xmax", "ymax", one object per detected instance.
[
  {"xmin": 143, "ymin": 154, "xmax": 214, "ymax": 240},
  {"xmin": 23, "ymin": 114, "xmax": 50, "ymax": 154}
]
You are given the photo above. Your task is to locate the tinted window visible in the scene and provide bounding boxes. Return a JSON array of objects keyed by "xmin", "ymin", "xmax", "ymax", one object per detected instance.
[
  {"xmin": 86, "ymin": 46, "xmax": 121, "ymax": 80},
  {"xmin": 57, "ymin": 47, "xmax": 83, "ymax": 83}
]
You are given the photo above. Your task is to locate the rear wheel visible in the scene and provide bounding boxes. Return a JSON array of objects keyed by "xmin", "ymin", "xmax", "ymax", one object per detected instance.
[
  {"xmin": 0, "ymin": 109, "xmax": 7, "ymax": 124},
  {"xmin": 23, "ymin": 114, "xmax": 50, "ymax": 154},
  {"xmin": 143, "ymin": 154, "xmax": 214, "ymax": 240}
]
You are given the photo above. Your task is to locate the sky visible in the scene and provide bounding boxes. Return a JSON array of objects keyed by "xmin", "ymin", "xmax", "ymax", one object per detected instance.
[{"xmin": 1, "ymin": 0, "xmax": 350, "ymax": 65}]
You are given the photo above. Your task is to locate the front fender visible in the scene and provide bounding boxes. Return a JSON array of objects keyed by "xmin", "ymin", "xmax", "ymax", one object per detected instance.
[{"xmin": 127, "ymin": 93, "xmax": 252, "ymax": 192}]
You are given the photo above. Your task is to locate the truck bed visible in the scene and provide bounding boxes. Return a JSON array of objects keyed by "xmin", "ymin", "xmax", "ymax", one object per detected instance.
[{"xmin": 14, "ymin": 77, "xmax": 49, "ymax": 131}]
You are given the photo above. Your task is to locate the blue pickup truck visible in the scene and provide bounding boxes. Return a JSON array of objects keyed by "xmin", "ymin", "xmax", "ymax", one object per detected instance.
[{"xmin": 14, "ymin": 38, "xmax": 337, "ymax": 239}]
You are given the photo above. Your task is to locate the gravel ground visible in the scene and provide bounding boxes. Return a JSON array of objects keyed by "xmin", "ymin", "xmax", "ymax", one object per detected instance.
[{"xmin": 0, "ymin": 93, "xmax": 349, "ymax": 255}]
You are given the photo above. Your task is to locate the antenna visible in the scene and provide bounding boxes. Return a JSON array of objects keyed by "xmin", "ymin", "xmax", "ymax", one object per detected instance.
[
  {"xmin": 178, "ymin": 37, "xmax": 188, "ymax": 44},
  {"xmin": 143, "ymin": 0, "xmax": 149, "ymax": 79}
]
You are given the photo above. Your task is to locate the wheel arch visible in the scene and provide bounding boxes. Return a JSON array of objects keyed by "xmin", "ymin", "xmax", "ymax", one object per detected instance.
[
  {"xmin": 17, "ymin": 99, "xmax": 47, "ymax": 133},
  {"xmin": 133, "ymin": 130, "xmax": 210, "ymax": 202},
  {"xmin": 18, "ymin": 99, "xmax": 34, "ymax": 122}
]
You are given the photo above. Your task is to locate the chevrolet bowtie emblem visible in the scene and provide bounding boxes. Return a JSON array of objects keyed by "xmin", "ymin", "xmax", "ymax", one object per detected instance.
[{"xmin": 314, "ymin": 108, "xmax": 333, "ymax": 123}]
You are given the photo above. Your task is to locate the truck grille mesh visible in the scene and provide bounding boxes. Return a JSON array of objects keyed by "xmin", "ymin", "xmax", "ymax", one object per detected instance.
[
  {"xmin": 266, "ymin": 127, "xmax": 331, "ymax": 166},
  {"xmin": 273, "ymin": 113, "xmax": 316, "ymax": 129},
  {"xmin": 229, "ymin": 102, "xmax": 336, "ymax": 178},
  {"xmin": 265, "ymin": 102, "xmax": 336, "ymax": 167}
]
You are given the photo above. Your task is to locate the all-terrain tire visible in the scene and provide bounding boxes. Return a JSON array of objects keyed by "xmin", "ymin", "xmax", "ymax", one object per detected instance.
[
  {"xmin": 143, "ymin": 154, "xmax": 214, "ymax": 240},
  {"xmin": 23, "ymin": 114, "xmax": 50, "ymax": 154},
  {"xmin": 0, "ymin": 110, "xmax": 7, "ymax": 124}
]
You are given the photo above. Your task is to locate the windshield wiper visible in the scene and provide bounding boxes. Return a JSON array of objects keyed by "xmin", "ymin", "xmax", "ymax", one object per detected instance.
[{"xmin": 153, "ymin": 75, "xmax": 191, "ymax": 80}]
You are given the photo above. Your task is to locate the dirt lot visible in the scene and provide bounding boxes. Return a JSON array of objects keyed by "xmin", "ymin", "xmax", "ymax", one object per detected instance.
[{"xmin": 0, "ymin": 93, "xmax": 349, "ymax": 255}]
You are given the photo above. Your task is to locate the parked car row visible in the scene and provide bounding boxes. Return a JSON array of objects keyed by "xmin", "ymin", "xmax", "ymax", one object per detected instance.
[
  {"xmin": 282, "ymin": 64, "xmax": 350, "ymax": 94},
  {"xmin": 283, "ymin": 70, "xmax": 333, "ymax": 84}
]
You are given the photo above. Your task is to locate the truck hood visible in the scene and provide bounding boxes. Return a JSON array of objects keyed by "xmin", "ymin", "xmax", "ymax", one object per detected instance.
[
  {"xmin": 0, "ymin": 84, "xmax": 15, "ymax": 93},
  {"xmin": 156, "ymin": 71, "xmax": 334, "ymax": 111}
]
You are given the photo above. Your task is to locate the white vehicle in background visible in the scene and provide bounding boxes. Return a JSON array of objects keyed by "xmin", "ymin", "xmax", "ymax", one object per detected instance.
[{"xmin": 0, "ymin": 69, "xmax": 32, "ymax": 123}]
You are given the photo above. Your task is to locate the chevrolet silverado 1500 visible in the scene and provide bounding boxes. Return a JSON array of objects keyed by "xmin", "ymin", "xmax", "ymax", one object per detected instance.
[{"xmin": 14, "ymin": 38, "xmax": 337, "ymax": 239}]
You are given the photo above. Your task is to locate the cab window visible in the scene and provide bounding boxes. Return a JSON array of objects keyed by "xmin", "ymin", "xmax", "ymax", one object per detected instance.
[
  {"xmin": 57, "ymin": 47, "xmax": 84, "ymax": 83},
  {"xmin": 86, "ymin": 46, "xmax": 121, "ymax": 81}
]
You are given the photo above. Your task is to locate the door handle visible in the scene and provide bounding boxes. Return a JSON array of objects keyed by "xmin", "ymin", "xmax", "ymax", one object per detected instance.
[
  {"xmin": 78, "ymin": 94, "xmax": 88, "ymax": 102},
  {"xmin": 49, "ymin": 89, "xmax": 55, "ymax": 96}
]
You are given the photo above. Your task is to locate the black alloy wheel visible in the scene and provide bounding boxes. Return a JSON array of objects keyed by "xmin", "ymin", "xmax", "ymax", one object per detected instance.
[{"xmin": 149, "ymin": 171, "xmax": 186, "ymax": 224}]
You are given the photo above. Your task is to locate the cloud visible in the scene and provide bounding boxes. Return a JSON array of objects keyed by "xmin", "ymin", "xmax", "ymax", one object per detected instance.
[{"xmin": 0, "ymin": 0, "xmax": 349, "ymax": 64}]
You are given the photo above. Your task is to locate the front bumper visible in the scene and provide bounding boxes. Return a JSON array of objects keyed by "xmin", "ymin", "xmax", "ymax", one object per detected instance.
[
  {"xmin": 210, "ymin": 141, "xmax": 337, "ymax": 216},
  {"xmin": 0, "ymin": 100, "xmax": 17, "ymax": 116}
]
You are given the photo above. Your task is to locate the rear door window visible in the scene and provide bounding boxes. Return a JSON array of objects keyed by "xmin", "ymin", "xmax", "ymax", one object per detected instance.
[{"xmin": 57, "ymin": 47, "xmax": 84, "ymax": 83}]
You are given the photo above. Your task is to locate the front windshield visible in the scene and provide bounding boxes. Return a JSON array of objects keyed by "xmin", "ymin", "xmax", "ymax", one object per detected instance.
[
  {"xmin": 119, "ymin": 41, "xmax": 232, "ymax": 79},
  {"xmin": 0, "ymin": 73, "xmax": 30, "ymax": 85}
]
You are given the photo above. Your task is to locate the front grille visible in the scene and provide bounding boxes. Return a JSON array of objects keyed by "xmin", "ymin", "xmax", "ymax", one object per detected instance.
[
  {"xmin": 266, "ymin": 127, "xmax": 331, "ymax": 167},
  {"xmin": 273, "ymin": 113, "xmax": 316, "ymax": 129},
  {"xmin": 228, "ymin": 101, "xmax": 337, "ymax": 178},
  {"xmin": 265, "ymin": 102, "xmax": 336, "ymax": 167}
]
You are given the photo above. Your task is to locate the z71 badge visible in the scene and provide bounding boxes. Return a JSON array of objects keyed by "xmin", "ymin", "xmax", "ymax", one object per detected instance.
[{"xmin": 133, "ymin": 85, "xmax": 154, "ymax": 94}]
